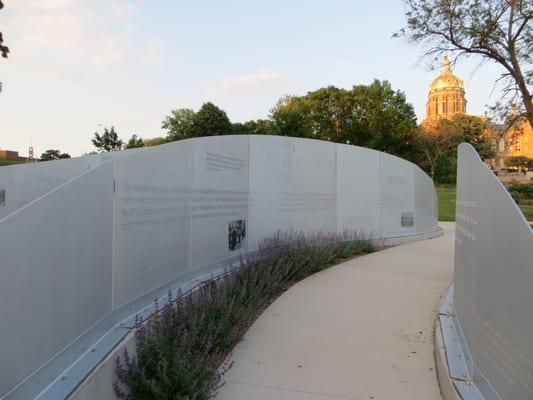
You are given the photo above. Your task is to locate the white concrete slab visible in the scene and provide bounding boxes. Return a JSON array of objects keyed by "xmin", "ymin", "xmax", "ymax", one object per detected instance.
[{"xmin": 217, "ymin": 223, "xmax": 455, "ymax": 400}]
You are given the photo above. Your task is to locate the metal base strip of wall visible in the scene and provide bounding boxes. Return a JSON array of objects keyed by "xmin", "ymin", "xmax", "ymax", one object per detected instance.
[{"xmin": 435, "ymin": 286, "xmax": 502, "ymax": 400}]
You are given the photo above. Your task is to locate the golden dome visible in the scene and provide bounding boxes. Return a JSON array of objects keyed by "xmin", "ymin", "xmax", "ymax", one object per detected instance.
[
  {"xmin": 429, "ymin": 56, "xmax": 464, "ymax": 92},
  {"xmin": 423, "ymin": 56, "xmax": 467, "ymax": 123}
]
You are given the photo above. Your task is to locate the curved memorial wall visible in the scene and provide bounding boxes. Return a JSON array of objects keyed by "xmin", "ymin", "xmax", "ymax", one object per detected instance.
[
  {"xmin": 0, "ymin": 148, "xmax": 142, "ymax": 221},
  {"xmin": 0, "ymin": 135, "xmax": 439, "ymax": 399},
  {"xmin": 438, "ymin": 143, "xmax": 533, "ymax": 400}
]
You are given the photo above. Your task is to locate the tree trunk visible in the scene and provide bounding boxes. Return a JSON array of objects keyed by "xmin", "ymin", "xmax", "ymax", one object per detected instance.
[{"xmin": 424, "ymin": 149, "xmax": 435, "ymax": 179}]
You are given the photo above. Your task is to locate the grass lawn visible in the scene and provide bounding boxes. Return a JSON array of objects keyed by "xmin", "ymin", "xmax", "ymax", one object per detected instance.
[
  {"xmin": 519, "ymin": 204, "xmax": 533, "ymax": 221},
  {"xmin": 436, "ymin": 185, "xmax": 533, "ymax": 222},
  {"xmin": 0, "ymin": 159, "xmax": 23, "ymax": 167},
  {"xmin": 436, "ymin": 185, "xmax": 457, "ymax": 221}
]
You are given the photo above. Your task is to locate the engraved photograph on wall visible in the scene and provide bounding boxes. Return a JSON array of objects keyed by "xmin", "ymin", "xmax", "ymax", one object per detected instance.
[
  {"xmin": 228, "ymin": 219, "xmax": 246, "ymax": 251},
  {"xmin": 401, "ymin": 212, "xmax": 414, "ymax": 227}
]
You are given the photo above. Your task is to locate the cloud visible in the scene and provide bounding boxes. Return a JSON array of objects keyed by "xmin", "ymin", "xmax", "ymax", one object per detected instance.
[
  {"xmin": 207, "ymin": 71, "xmax": 295, "ymax": 98},
  {"xmin": 3, "ymin": 0, "xmax": 134, "ymax": 69},
  {"xmin": 203, "ymin": 71, "xmax": 303, "ymax": 122},
  {"xmin": 15, "ymin": 0, "xmax": 75, "ymax": 10},
  {"xmin": 109, "ymin": 0, "xmax": 136, "ymax": 20}
]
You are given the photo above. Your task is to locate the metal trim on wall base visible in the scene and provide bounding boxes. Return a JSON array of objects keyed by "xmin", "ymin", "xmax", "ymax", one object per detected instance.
[{"xmin": 435, "ymin": 286, "xmax": 484, "ymax": 400}]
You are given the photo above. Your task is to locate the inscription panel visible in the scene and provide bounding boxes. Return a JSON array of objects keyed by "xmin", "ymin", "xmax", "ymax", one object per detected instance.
[
  {"xmin": 0, "ymin": 163, "xmax": 113, "ymax": 396},
  {"xmin": 336, "ymin": 144, "xmax": 380, "ymax": 235},
  {"xmin": 190, "ymin": 137, "xmax": 250, "ymax": 269},
  {"xmin": 113, "ymin": 143, "xmax": 192, "ymax": 308},
  {"xmin": 414, "ymin": 166, "xmax": 438, "ymax": 233},
  {"xmin": 291, "ymin": 139, "xmax": 337, "ymax": 233},
  {"xmin": 379, "ymin": 153, "xmax": 415, "ymax": 236},
  {"xmin": 248, "ymin": 136, "xmax": 295, "ymax": 250},
  {"xmin": 454, "ymin": 143, "xmax": 533, "ymax": 400}
]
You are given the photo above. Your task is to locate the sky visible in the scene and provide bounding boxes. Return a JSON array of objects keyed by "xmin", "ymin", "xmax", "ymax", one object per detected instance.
[{"xmin": 0, "ymin": 0, "xmax": 506, "ymax": 157}]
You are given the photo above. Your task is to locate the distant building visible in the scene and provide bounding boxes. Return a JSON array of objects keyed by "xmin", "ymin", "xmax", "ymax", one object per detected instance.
[
  {"xmin": 0, "ymin": 149, "xmax": 20, "ymax": 160},
  {"xmin": 420, "ymin": 56, "xmax": 533, "ymax": 172},
  {"xmin": 0, "ymin": 148, "xmax": 30, "ymax": 162},
  {"xmin": 490, "ymin": 111, "xmax": 533, "ymax": 171},
  {"xmin": 421, "ymin": 56, "xmax": 467, "ymax": 131}
]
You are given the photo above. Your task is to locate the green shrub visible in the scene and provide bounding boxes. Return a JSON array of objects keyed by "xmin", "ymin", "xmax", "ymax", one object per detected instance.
[
  {"xmin": 114, "ymin": 231, "xmax": 375, "ymax": 400},
  {"xmin": 434, "ymin": 155, "xmax": 457, "ymax": 185},
  {"xmin": 507, "ymin": 183, "xmax": 533, "ymax": 199}
]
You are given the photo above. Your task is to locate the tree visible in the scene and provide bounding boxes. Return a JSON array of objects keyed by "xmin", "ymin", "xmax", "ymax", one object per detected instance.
[
  {"xmin": 347, "ymin": 80, "xmax": 419, "ymax": 158},
  {"xmin": 125, "ymin": 134, "xmax": 144, "ymax": 149},
  {"xmin": 232, "ymin": 119, "xmax": 278, "ymax": 135},
  {"xmin": 143, "ymin": 137, "xmax": 167, "ymax": 147},
  {"xmin": 92, "ymin": 126, "xmax": 123, "ymax": 152},
  {"xmin": 161, "ymin": 103, "xmax": 233, "ymax": 140},
  {"xmin": 40, "ymin": 149, "xmax": 71, "ymax": 161},
  {"xmin": 413, "ymin": 129, "xmax": 446, "ymax": 180},
  {"xmin": 269, "ymin": 81, "xmax": 420, "ymax": 160},
  {"xmin": 507, "ymin": 155, "xmax": 533, "ymax": 171},
  {"xmin": 417, "ymin": 114, "xmax": 495, "ymax": 182},
  {"xmin": 443, "ymin": 114, "xmax": 495, "ymax": 159},
  {"xmin": 270, "ymin": 95, "xmax": 313, "ymax": 138},
  {"xmin": 305, "ymin": 86, "xmax": 355, "ymax": 143},
  {"xmin": 397, "ymin": 0, "xmax": 533, "ymax": 128},
  {"xmin": 0, "ymin": 1, "xmax": 8, "ymax": 59},
  {"xmin": 161, "ymin": 108, "xmax": 196, "ymax": 141},
  {"xmin": 190, "ymin": 102, "xmax": 233, "ymax": 137},
  {"xmin": 0, "ymin": 1, "xmax": 9, "ymax": 93}
]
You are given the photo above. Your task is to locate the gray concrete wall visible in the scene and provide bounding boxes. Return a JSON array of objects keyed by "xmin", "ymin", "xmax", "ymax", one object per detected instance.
[
  {"xmin": 0, "ymin": 149, "xmax": 143, "ymax": 221},
  {"xmin": 0, "ymin": 135, "xmax": 439, "ymax": 399},
  {"xmin": 441, "ymin": 143, "xmax": 533, "ymax": 400}
]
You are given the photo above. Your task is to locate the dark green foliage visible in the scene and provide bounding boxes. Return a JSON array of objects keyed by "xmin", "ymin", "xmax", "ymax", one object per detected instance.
[
  {"xmin": 270, "ymin": 95, "xmax": 314, "ymax": 139},
  {"xmin": 162, "ymin": 104, "xmax": 233, "ymax": 141},
  {"xmin": 508, "ymin": 184, "xmax": 533, "ymax": 220},
  {"xmin": 417, "ymin": 114, "xmax": 494, "ymax": 183},
  {"xmin": 508, "ymin": 183, "xmax": 533, "ymax": 198},
  {"xmin": 349, "ymin": 81, "xmax": 419, "ymax": 158},
  {"xmin": 159, "ymin": 82, "xmax": 423, "ymax": 168},
  {"xmin": 231, "ymin": 119, "xmax": 277, "ymax": 135},
  {"xmin": 434, "ymin": 154, "xmax": 457, "ymax": 185},
  {"xmin": 0, "ymin": 1, "xmax": 8, "ymax": 59},
  {"xmin": 0, "ymin": 32, "xmax": 7, "ymax": 59},
  {"xmin": 190, "ymin": 103, "xmax": 233, "ymax": 137},
  {"xmin": 447, "ymin": 114, "xmax": 495, "ymax": 160},
  {"xmin": 506, "ymin": 156, "xmax": 533, "ymax": 171},
  {"xmin": 92, "ymin": 126, "xmax": 124, "ymax": 152},
  {"xmin": 269, "ymin": 81, "xmax": 420, "ymax": 159},
  {"xmin": 40, "ymin": 149, "xmax": 71, "ymax": 161},
  {"xmin": 162, "ymin": 109, "xmax": 196, "ymax": 141},
  {"xmin": 114, "ymin": 232, "xmax": 375, "ymax": 400},
  {"xmin": 507, "ymin": 183, "xmax": 533, "ymax": 205},
  {"xmin": 143, "ymin": 137, "xmax": 168, "ymax": 147},
  {"xmin": 125, "ymin": 135, "xmax": 145, "ymax": 149},
  {"xmin": 0, "ymin": 0, "xmax": 8, "ymax": 93}
]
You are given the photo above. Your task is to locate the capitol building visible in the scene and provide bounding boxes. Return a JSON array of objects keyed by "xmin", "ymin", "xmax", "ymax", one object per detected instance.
[
  {"xmin": 423, "ymin": 56, "xmax": 466, "ymax": 124},
  {"xmin": 421, "ymin": 56, "xmax": 533, "ymax": 171}
]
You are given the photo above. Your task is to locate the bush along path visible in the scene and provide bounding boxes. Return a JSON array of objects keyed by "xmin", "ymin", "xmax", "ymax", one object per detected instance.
[{"xmin": 114, "ymin": 231, "xmax": 375, "ymax": 400}]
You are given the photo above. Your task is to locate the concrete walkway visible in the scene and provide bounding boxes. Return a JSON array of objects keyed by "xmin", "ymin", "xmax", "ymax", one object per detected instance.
[{"xmin": 217, "ymin": 223, "xmax": 455, "ymax": 400}]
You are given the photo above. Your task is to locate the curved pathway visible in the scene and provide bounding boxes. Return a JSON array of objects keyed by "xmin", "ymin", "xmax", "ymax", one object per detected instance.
[{"xmin": 217, "ymin": 223, "xmax": 455, "ymax": 400}]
